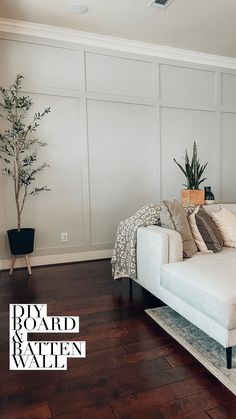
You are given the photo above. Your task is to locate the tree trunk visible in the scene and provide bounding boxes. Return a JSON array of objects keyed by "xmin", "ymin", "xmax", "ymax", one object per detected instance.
[{"xmin": 16, "ymin": 197, "xmax": 21, "ymax": 232}]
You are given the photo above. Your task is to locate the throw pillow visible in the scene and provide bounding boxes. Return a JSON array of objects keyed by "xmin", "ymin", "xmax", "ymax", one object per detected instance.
[
  {"xmin": 211, "ymin": 208, "xmax": 236, "ymax": 248},
  {"xmin": 189, "ymin": 207, "xmax": 223, "ymax": 253},
  {"xmin": 160, "ymin": 199, "xmax": 198, "ymax": 258}
]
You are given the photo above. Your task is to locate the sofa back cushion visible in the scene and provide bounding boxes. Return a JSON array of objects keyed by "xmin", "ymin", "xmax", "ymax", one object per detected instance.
[
  {"xmin": 211, "ymin": 207, "xmax": 236, "ymax": 248},
  {"xmin": 160, "ymin": 199, "xmax": 198, "ymax": 258},
  {"xmin": 189, "ymin": 207, "xmax": 223, "ymax": 253},
  {"xmin": 203, "ymin": 203, "xmax": 236, "ymax": 217},
  {"xmin": 221, "ymin": 204, "xmax": 236, "ymax": 217}
]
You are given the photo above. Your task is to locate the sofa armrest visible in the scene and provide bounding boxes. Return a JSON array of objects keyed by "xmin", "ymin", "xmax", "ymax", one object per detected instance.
[
  {"xmin": 136, "ymin": 226, "xmax": 183, "ymax": 298},
  {"xmin": 153, "ymin": 226, "xmax": 183, "ymax": 263}
]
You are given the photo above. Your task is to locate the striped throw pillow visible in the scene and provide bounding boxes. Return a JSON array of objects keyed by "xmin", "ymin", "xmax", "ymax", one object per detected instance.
[{"xmin": 189, "ymin": 207, "xmax": 223, "ymax": 253}]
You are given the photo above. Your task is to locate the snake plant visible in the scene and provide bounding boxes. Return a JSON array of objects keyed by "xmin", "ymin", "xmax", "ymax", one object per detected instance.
[{"xmin": 174, "ymin": 142, "xmax": 207, "ymax": 190}]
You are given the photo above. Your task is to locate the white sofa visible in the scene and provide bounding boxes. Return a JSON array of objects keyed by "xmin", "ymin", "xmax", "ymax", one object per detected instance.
[{"xmin": 135, "ymin": 203, "xmax": 236, "ymax": 369}]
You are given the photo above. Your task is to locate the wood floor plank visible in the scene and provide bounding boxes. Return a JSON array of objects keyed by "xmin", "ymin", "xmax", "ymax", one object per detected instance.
[
  {"xmin": 0, "ymin": 401, "xmax": 52, "ymax": 419},
  {"xmin": 113, "ymin": 405, "xmax": 165, "ymax": 419},
  {"xmin": 54, "ymin": 405, "xmax": 115, "ymax": 419},
  {"xmin": 207, "ymin": 400, "xmax": 236, "ymax": 419},
  {"xmin": 187, "ymin": 413, "xmax": 210, "ymax": 419},
  {"xmin": 165, "ymin": 351, "xmax": 197, "ymax": 368},
  {"xmin": 158, "ymin": 389, "xmax": 232, "ymax": 418}
]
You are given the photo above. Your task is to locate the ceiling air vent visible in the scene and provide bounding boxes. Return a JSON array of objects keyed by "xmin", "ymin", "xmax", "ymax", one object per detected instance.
[{"xmin": 149, "ymin": 0, "xmax": 175, "ymax": 9}]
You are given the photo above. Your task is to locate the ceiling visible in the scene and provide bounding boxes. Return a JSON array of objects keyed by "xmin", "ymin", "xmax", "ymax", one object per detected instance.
[{"xmin": 0, "ymin": 0, "xmax": 236, "ymax": 58}]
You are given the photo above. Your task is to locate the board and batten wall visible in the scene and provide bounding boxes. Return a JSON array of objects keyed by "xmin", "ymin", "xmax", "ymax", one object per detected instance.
[{"xmin": 0, "ymin": 32, "xmax": 236, "ymax": 267}]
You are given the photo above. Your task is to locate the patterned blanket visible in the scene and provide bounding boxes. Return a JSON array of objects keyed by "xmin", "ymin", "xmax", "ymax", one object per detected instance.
[{"xmin": 111, "ymin": 203, "xmax": 162, "ymax": 280}]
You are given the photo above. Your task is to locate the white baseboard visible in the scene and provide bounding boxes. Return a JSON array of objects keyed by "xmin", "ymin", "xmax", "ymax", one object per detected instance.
[{"xmin": 0, "ymin": 249, "xmax": 113, "ymax": 271}]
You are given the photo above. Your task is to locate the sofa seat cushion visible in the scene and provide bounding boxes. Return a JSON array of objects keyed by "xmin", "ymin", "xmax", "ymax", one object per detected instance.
[{"xmin": 161, "ymin": 248, "xmax": 236, "ymax": 329}]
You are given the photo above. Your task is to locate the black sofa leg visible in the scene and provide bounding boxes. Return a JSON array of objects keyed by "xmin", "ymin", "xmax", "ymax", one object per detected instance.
[
  {"xmin": 226, "ymin": 347, "xmax": 232, "ymax": 369},
  {"xmin": 129, "ymin": 278, "xmax": 133, "ymax": 295}
]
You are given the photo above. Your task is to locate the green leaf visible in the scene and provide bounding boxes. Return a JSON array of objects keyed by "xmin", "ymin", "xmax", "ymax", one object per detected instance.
[
  {"xmin": 173, "ymin": 158, "xmax": 187, "ymax": 177},
  {"xmin": 29, "ymin": 186, "xmax": 51, "ymax": 195}
]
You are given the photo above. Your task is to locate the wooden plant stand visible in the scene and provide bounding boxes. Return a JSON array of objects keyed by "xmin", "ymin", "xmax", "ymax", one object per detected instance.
[{"xmin": 10, "ymin": 255, "xmax": 32, "ymax": 276}]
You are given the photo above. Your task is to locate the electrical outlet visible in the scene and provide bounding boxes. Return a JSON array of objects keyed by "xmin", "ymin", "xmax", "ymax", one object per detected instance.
[{"xmin": 61, "ymin": 232, "xmax": 68, "ymax": 242}]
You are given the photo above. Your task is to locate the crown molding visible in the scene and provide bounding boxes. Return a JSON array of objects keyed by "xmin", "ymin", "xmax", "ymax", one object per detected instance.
[{"xmin": 1, "ymin": 18, "xmax": 236, "ymax": 69}]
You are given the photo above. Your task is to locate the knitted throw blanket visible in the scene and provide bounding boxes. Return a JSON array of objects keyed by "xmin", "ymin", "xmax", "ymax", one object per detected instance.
[{"xmin": 111, "ymin": 203, "xmax": 162, "ymax": 280}]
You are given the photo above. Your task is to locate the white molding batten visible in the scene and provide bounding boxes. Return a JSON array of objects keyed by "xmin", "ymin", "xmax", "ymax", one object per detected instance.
[
  {"xmin": 0, "ymin": 249, "xmax": 113, "ymax": 271},
  {"xmin": 1, "ymin": 19, "xmax": 236, "ymax": 70}
]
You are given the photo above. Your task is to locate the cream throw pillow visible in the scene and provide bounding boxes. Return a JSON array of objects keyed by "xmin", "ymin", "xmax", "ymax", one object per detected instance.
[{"xmin": 211, "ymin": 208, "xmax": 236, "ymax": 248}]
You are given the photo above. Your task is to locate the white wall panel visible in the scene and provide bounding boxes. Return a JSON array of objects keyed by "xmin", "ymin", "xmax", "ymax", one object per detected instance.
[
  {"xmin": 0, "ymin": 39, "xmax": 79, "ymax": 90},
  {"xmin": 87, "ymin": 100, "xmax": 156, "ymax": 244},
  {"xmin": 160, "ymin": 64, "xmax": 216, "ymax": 106},
  {"xmin": 221, "ymin": 113, "xmax": 236, "ymax": 202},
  {"xmin": 222, "ymin": 73, "xmax": 236, "ymax": 109},
  {"xmin": 161, "ymin": 108, "xmax": 219, "ymax": 201},
  {"xmin": 85, "ymin": 52, "xmax": 154, "ymax": 98},
  {"xmin": 2, "ymin": 94, "xmax": 84, "ymax": 250}
]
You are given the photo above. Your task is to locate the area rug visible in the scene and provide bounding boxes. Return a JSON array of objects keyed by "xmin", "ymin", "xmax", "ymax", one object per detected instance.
[{"xmin": 146, "ymin": 306, "xmax": 236, "ymax": 395}]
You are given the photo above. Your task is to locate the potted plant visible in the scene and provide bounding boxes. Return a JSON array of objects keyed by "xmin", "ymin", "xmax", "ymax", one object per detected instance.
[
  {"xmin": 174, "ymin": 141, "xmax": 207, "ymax": 205},
  {"xmin": 0, "ymin": 74, "xmax": 51, "ymax": 274}
]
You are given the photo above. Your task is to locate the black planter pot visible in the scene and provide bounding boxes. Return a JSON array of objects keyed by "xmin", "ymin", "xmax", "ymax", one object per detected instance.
[{"xmin": 7, "ymin": 228, "xmax": 35, "ymax": 256}]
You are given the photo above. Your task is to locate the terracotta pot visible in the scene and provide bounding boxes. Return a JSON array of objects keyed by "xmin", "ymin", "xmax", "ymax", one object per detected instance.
[{"xmin": 181, "ymin": 189, "xmax": 204, "ymax": 206}]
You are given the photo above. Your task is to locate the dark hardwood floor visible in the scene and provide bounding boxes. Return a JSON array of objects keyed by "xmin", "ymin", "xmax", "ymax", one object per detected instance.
[{"xmin": 0, "ymin": 259, "xmax": 236, "ymax": 419}]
